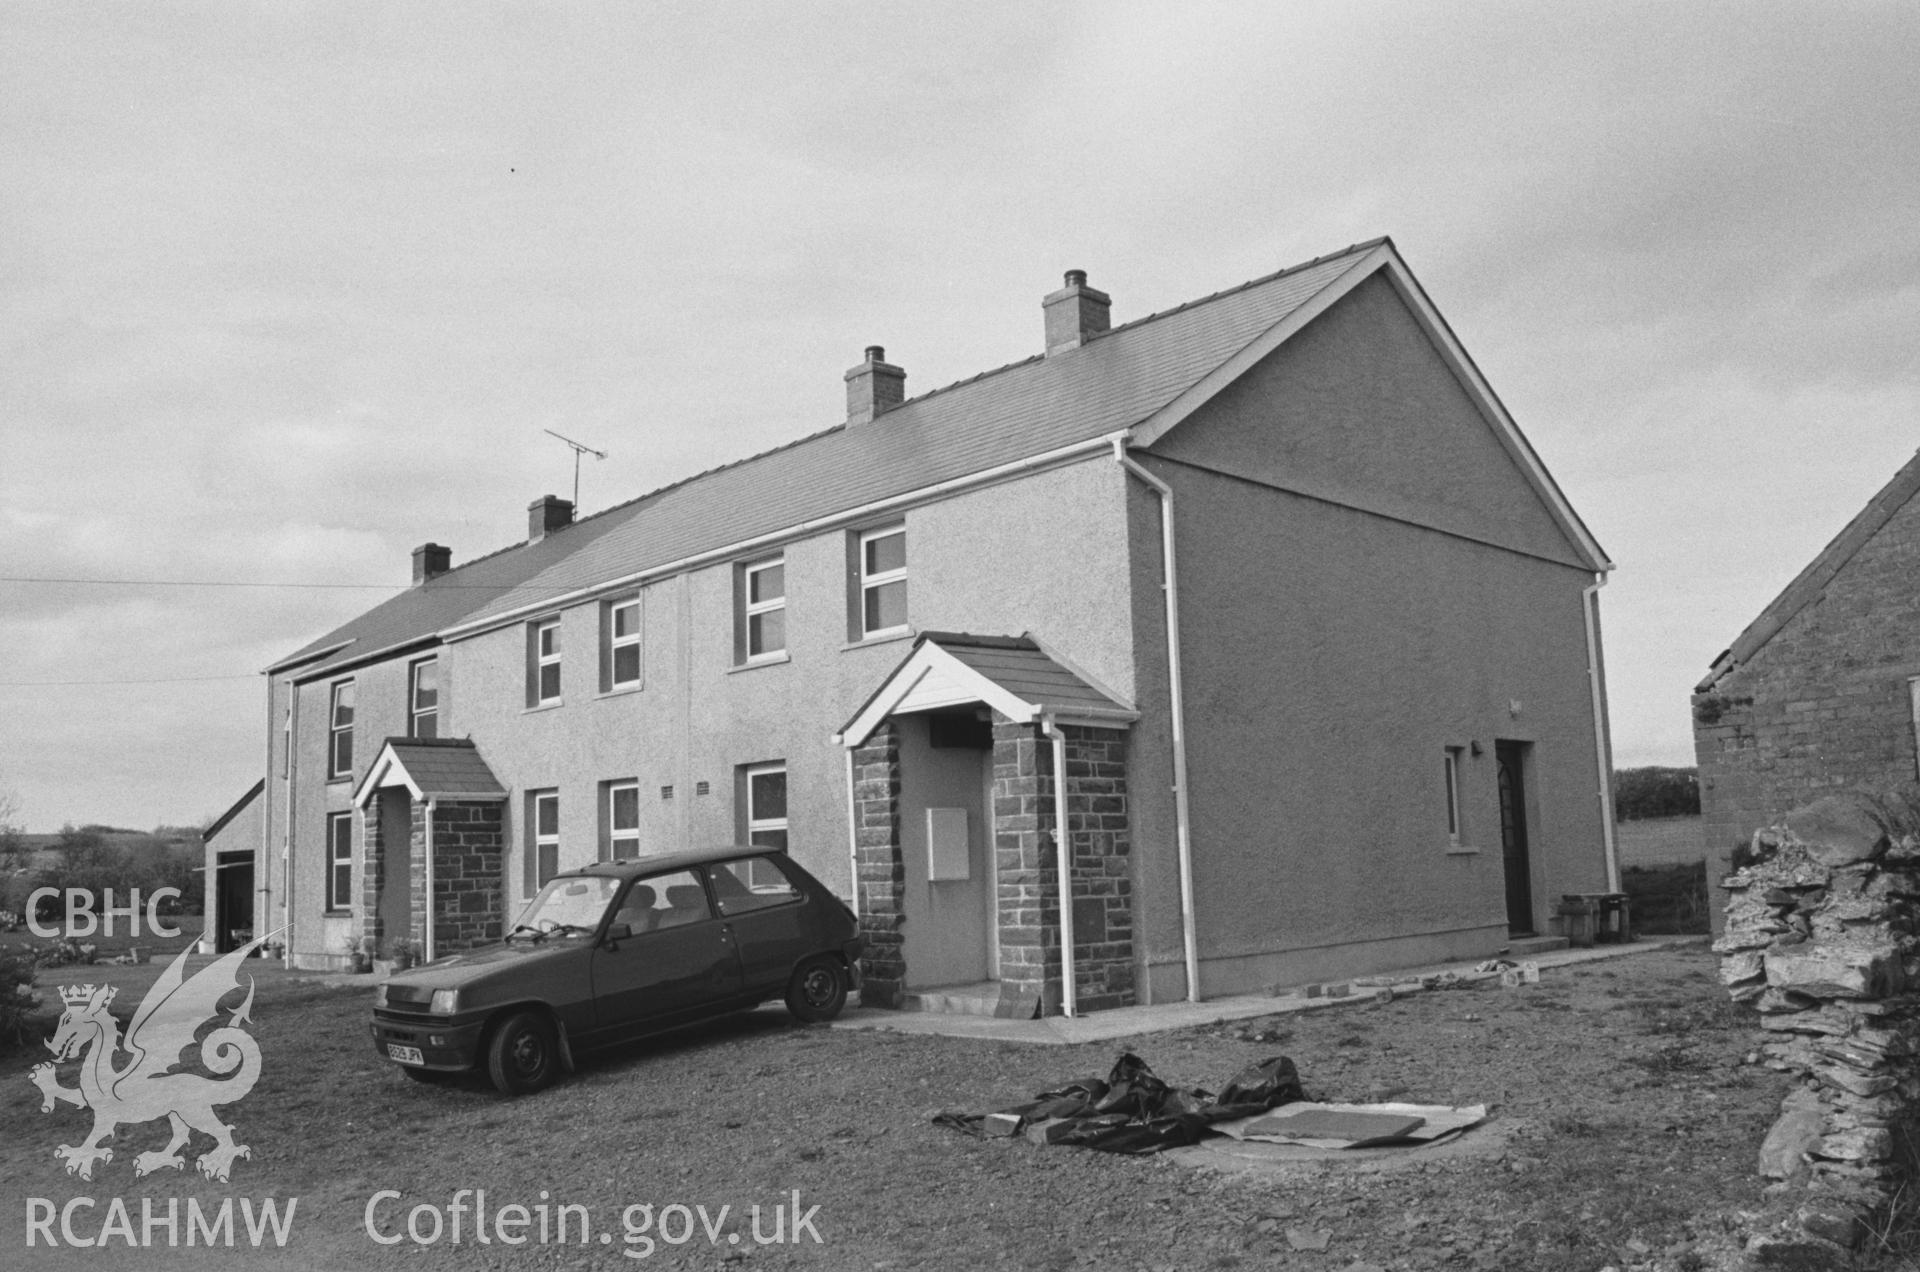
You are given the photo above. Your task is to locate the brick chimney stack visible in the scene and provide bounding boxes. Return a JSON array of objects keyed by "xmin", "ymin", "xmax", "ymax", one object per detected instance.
[
  {"xmin": 844, "ymin": 346, "xmax": 906, "ymax": 426},
  {"xmin": 528, "ymin": 495, "xmax": 574, "ymax": 542},
  {"xmin": 1043, "ymin": 269, "xmax": 1111, "ymax": 355},
  {"xmin": 411, "ymin": 543, "xmax": 452, "ymax": 585}
]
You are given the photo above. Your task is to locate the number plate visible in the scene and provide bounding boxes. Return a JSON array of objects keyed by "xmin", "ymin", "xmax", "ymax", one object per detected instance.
[{"xmin": 387, "ymin": 1044, "xmax": 425, "ymax": 1065}]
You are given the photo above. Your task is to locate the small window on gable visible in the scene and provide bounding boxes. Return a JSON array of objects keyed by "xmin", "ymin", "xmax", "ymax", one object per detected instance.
[
  {"xmin": 327, "ymin": 812, "xmax": 353, "ymax": 911},
  {"xmin": 526, "ymin": 789, "xmax": 560, "ymax": 894},
  {"xmin": 604, "ymin": 779, "xmax": 640, "ymax": 861},
  {"xmin": 857, "ymin": 525, "xmax": 907, "ymax": 640},
  {"xmin": 409, "ymin": 657, "xmax": 438, "ymax": 739},
  {"xmin": 740, "ymin": 556, "xmax": 787, "ymax": 662},
  {"xmin": 328, "ymin": 679, "xmax": 355, "ymax": 778},
  {"xmin": 604, "ymin": 596, "xmax": 642, "ymax": 692},
  {"xmin": 1444, "ymin": 746, "xmax": 1466, "ymax": 847},
  {"xmin": 1910, "ymin": 678, "xmax": 1920, "ymax": 780},
  {"xmin": 528, "ymin": 618, "xmax": 562, "ymax": 706}
]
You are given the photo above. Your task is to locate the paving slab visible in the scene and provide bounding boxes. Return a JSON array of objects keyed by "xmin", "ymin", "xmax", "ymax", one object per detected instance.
[{"xmin": 830, "ymin": 936, "xmax": 1700, "ymax": 1045}]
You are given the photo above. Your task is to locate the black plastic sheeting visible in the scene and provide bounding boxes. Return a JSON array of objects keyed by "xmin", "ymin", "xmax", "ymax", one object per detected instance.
[{"xmin": 933, "ymin": 1052, "xmax": 1305, "ymax": 1154}]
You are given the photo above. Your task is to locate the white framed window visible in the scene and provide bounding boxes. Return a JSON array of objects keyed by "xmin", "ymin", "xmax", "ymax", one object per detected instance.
[
  {"xmin": 743, "ymin": 556, "xmax": 786, "ymax": 661},
  {"xmin": 527, "ymin": 790, "xmax": 560, "ymax": 893},
  {"xmin": 1444, "ymin": 747, "xmax": 1465, "ymax": 847},
  {"xmin": 858, "ymin": 525, "xmax": 907, "ymax": 638},
  {"xmin": 530, "ymin": 618, "xmax": 562, "ymax": 705},
  {"xmin": 327, "ymin": 812, "xmax": 353, "ymax": 911},
  {"xmin": 744, "ymin": 763, "xmax": 788, "ymax": 853},
  {"xmin": 328, "ymin": 679, "xmax": 355, "ymax": 778},
  {"xmin": 409, "ymin": 657, "xmax": 438, "ymax": 739},
  {"xmin": 1910, "ymin": 677, "xmax": 1920, "ymax": 780},
  {"xmin": 605, "ymin": 780, "xmax": 640, "ymax": 861},
  {"xmin": 608, "ymin": 597, "xmax": 642, "ymax": 690}
]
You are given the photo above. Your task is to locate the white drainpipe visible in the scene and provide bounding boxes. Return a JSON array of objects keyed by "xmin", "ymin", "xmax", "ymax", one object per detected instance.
[
  {"xmin": 424, "ymin": 799, "xmax": 437, "ymax": 962},
  {"xmin": 843, "ymin": 749, "xmax": 860, "ymax": 917},
  {"xmin": 1583, "ymin": 574, "xmax": 1621, "ymax": 893},
  {"xmin": 1041, "ymin": 715, "xmax": 1077, "ymax": 1018},
  {"xmin": 281, "ymin": 682, "xmax": 297, "ymax": 970},
  {"xmin": 1111, "ymin": 437, "xmax": 1201, "ymax": 1003}
]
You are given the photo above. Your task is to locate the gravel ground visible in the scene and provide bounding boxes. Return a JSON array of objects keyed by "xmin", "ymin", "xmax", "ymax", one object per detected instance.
[{"xmin": 1, "ymin": 941, "xmax": 1828, "ymax": 1271}]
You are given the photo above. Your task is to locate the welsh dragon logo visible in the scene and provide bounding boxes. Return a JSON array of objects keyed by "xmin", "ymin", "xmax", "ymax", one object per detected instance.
[{"xmin": 28, "ymin": 934, "xmax": 271, "ymax": 1182}]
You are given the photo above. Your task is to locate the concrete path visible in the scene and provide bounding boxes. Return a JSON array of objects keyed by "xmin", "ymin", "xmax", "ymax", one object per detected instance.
[{"xmin": 830, "ymin": 936, "xmax": 1700, "ymax": 1046}]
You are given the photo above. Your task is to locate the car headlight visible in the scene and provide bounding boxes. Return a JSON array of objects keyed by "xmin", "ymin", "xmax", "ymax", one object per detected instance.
[
  {"xmin": 429, "ymin": 989, "xmax": 460, "ymax": 1015},
  {"xmin": 374, "ymin": 984, "xmax": 388, "ymax": 1009}
]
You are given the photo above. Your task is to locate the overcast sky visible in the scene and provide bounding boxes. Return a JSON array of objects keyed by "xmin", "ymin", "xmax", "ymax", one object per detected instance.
[{"xmin": 4, "ymin": 3, "xmax": 1916, "ymax": 832}]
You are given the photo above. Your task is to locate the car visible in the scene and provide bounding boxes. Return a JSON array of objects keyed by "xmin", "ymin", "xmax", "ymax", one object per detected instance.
[{"xmin": 369, "ymin": 846, "xmax": 865, "ymax": 1095}]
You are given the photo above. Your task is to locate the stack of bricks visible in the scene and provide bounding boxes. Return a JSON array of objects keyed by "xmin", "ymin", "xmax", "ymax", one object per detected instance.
[{"xmin": 1715, "ymin": 796, "xmax": 1920, "ymax": 1256}]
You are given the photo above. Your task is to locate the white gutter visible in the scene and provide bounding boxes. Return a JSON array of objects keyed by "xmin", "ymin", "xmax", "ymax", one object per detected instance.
[
  {"xmin": 1041, "ymin": 716, "xmax": 1077, "ymax": 1018},
  {"xmin": 424, "ymin": 800, "xmax": 437, "ymax": 962},
  {"xmin": 441, "ymin": 431, "xmax": 1131, "ymax": 643},
  {"xmin": 1583, "ymin": 574, "xmax": 1621, "ymax": 893},
  {"xmin": 843, "ymin": 749, "xmax": 860, "ymax": 917},
  {"xmin": 1111, "ymin": 438, "xmax": 1201, "ymax": 1004}
]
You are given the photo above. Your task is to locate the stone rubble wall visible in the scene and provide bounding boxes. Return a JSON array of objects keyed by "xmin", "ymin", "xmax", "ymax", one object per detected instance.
[{"xmin": 1715, "ymin": 796, "xmax": 1920, "ymax": 1258}]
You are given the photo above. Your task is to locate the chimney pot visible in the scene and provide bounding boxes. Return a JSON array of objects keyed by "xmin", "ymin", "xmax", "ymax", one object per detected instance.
[
  {"xmin": 1043, "ymin": 269, "xmax": 1111, "ymax": 355},
  {"xmin": 844, "ymin": 347, "xmax": 906, "ymax": 426},
  {"xmin": 528, "ymin": 495, "xmax": 574, "ymax": 541},
  {"xmin": 411, "ymin": 542, "xmax": 452, "ymax": 585}
]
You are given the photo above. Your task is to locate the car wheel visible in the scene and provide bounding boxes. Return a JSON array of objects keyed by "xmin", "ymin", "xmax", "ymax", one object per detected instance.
[
  {"xmin": 785, "ymin": 955, "xmax": 847, "ymax": 1023},
  {"xmin": 486, "ymin": 1011, "xmax": 559, "ymax": 1096}
]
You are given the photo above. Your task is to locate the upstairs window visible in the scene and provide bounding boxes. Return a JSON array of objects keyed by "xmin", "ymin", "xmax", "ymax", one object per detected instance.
[
  {"xmin": 528, "ymin": 618, "xmax": 562, "ymax": 706},
  {"xmin": 527, "ymin": 790, "xmax": 560, "ymax": 893},
  {"xmin": 858, "ymin": 525, "xmax": 907, "ymax": 639},
  {"xmin": 604, "ymin": 780, "xmax": 640, "ymax": 861},
  {"xmin": 607, "ymin": 597, "xmax": 642, "ymax": 691},
  {"xmin": 409, "ymin": 657, "xmax": 438, "ymax": 739},
  {"xmin": 743, "ymin": 763, "xmax": 788, "ymax": 853},
  {"xmin": 741, "ymin": 556, "xmax": 787, "ymax": 662},
  {"xmin": 328, "ymin": 679, "xmax": 355, "ymax": 778},
  {"xmin": 327, "ymin": 812, "xmax": 353, "ymax": 911}
]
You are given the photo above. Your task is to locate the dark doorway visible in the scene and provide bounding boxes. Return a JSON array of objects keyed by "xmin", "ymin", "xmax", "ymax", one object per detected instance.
[
  {"xmin": 377, "ymin": 788, "xmax": 412, "ymax": 951},
  {"xmin": 215, "ymin": 851, "xmax": 254, "ymax": 952},
  {"xmin": 1496, "ymin": 741, "xmax": 1534, "ymax": 936}
]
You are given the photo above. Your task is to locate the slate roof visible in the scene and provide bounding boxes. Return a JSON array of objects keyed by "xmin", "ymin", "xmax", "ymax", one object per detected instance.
[
  {"xmin": 1697, "ymin": 448, "xmax": 1920, "ymax": 693},
  {"xmin": 365, "ymin": 738, "xmax": 507, "ymax": 802},
  {"xmin": 930, "ymin": 633, "xmax": 1133, "ymax": 719},
  {"xmin": 273, "ymin": 239, "xmax": 1402, "ymax": 679},
  {"xmin": 203, "ymin": 779, "xmax": 265, "ymax": 842}
]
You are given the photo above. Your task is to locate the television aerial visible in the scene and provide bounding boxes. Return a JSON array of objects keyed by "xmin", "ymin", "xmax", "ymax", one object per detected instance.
[{"xmin": 544, "ymin": 429, "xmax": 607, "ymax": 507}]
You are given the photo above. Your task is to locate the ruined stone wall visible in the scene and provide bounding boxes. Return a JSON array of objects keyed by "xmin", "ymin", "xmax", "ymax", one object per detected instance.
[{"xmin": 1716, "ymin": 797, "xmax": 1920, "ymax": 1256}]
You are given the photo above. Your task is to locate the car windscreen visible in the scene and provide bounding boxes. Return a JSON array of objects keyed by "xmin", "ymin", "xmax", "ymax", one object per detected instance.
[{"xmin": 512, "ymin": 875, "xmax": 621, "ymax": 933}]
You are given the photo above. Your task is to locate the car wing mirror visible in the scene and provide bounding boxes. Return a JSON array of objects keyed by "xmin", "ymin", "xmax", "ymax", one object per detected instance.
[{"xmin": 604, "ymin": 922, "xmax": 632, "ymax": 945}]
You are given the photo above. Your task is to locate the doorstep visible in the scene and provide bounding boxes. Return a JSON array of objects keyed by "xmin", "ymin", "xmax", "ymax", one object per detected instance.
[{"xmin": 899, "ymin": 981, "xmax": 1002, "ymax": 1016}]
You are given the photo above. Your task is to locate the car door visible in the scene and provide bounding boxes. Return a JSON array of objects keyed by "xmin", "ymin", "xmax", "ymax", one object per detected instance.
[
  {"xmin": 589, "ymin": 868, "xmax": 744, "ymax": 1040},
  {"xmin": 706, "ymin": 854, "xmax": 812, "ymax": 996}
]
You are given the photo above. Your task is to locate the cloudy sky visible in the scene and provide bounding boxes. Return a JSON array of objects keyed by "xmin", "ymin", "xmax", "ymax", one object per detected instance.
[{"xmin": 3, "ymin": 3, "xmax": 1916, "ymax": 831}]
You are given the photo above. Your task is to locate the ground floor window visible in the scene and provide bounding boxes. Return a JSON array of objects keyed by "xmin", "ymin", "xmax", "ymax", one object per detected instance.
[
  {"xmin": 605, "ymin": 780, "xmax": 640, "ymax": 860},
  {"xmin": 528, "ymin": 790, "xmax": 560, "ymax": 892},
  {"xmin": 743, "ymin": 763, "xmax": 788, "ymax": 853},
  {"xmin": 327, "ymin": 812, "xmax": 352, "ymax": 910}
]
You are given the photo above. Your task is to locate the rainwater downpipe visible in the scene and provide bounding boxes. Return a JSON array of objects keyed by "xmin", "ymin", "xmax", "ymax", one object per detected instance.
[
  {"xmin": 1111, "ymin": 437, "xmax": 1202, "ymax": 1003},
  {"xmin": 843, "ymin": 749, "xmax": 860, "ymax": 918},
  {"xmin": 1041, "ymin": 715, "xmax": 1077, "ymax": 1018},
  {"xmin": 1582, "ymin": 574, "xmax": 1621, "ymax": 893},
  {"xmin": 424, "ymin": 800, "xmax": 437, "ymax": 963},
  {"xmin": 281, "ymin": 683, "xmax": 297, "ymax": 970}
]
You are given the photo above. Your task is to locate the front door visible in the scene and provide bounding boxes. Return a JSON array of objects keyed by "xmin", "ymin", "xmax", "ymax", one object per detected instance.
[
  {"xmin": 1496, "ymin": 741, "xmax": 1534, "ymax": 936},
  {"xmin": 215, "ymin": 852, "xmax": 254, "ymax": 952},
  {"xmin": 376, "ymin": 788, "xmax": 412, "ymax": 952},
  {"xmin": 899, "ymin": 710, "xmax": 995, "ymax": 989}
]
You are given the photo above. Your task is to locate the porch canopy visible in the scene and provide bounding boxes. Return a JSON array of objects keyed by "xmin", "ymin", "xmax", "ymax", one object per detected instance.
[
  {"xmin": 351, "ymin": 737, "xmax": 507, "ymax": 809},
  {"xmin": 836, "ymin": 632, "xmax": 1137, "ymax": 747}
]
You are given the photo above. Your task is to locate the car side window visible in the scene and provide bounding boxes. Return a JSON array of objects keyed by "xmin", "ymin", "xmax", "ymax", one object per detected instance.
[
  {"xmin": 633, "ymin": 869, "xmax": 712, "ymax": 930},
  {"xmin": 710, "ymin": 856, "xmax": 804, "ymax": 916}
]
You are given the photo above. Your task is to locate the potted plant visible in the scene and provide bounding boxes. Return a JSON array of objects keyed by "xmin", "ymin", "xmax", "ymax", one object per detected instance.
[
  {"xmin": 390, "ymin": 936, "xmax": 420, "ymax": 971},
  {"xmin": 341, "ymin": 933, "xmax": 371, "ymax": 974}
]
